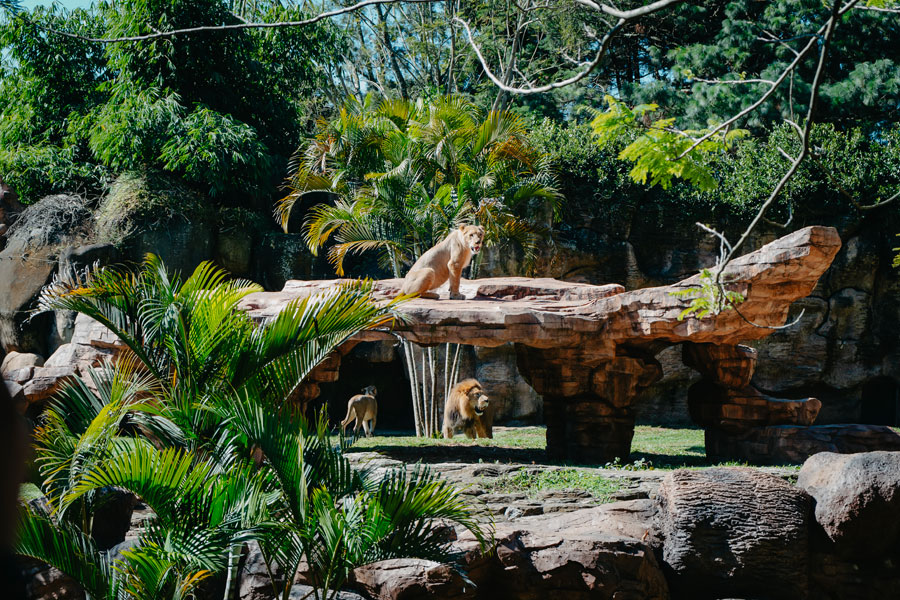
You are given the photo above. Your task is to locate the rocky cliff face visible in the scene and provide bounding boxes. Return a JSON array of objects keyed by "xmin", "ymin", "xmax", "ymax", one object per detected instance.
[
  {"xmin": 2, "ymin": 188, "xmax": 895, "ymax": 429},
  {"xmin": 478, "ymin": 207, "xmax": 899, "ymax": 428}
]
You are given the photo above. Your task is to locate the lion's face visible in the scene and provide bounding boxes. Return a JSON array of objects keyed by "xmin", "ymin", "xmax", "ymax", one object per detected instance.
[
  {"xmin": 468, "ymin": 386, "xmax": 489, "ymax": 417},
  {"xmin": 459, "ymin": 225, "xmax": 485, "ymax": 254},
  {"xmin": 362, "ymin": 385, "xmax": 377, "ymax": 397}
]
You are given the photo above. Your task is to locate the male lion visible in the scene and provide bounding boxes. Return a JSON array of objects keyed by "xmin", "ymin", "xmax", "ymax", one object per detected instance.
[
  {"xmin": 341, "ymin": 385, "xmax": 377, "ymax": 437},
  {"xmin": 442, "ymin": 379, "xmax": 492, "ymax": 440},
  {"xmin": 400, "ymin": 225, "xmax": 485, "ymax": 299}
]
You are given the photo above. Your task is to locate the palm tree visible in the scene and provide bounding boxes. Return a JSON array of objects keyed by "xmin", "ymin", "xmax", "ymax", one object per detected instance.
[
  {"xmin": 277, "ymin": 95, "xmax": 562, "ymax": 436},
  {"xmin": 21, "ymin": 255, "xmax": 489, "ymax": 600},
  {"xmin": 278, "ymin": 94, "xmax": 562, "ymax": 278}
]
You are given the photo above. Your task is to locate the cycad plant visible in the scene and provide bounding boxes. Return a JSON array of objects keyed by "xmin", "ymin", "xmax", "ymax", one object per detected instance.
[
  {"xmin": 19, "ymin": 255, "xmax": 490, "ymax": 600},
  {"xmin": 277, "ymin": 94, "xmax": 562, "ymax": 436}
]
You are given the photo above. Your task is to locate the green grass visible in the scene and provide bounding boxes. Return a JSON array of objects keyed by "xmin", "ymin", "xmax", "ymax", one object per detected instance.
[
  {"xmin": 344, "ymin": 424, "xmax": 732, "ymax": 469},
  {"xmin": 482, "ymin": 468, "xmax": 623, "ymax": 502}
]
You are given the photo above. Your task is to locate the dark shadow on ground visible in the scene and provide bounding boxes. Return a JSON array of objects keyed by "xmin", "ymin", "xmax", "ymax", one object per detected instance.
[{"xmin": 346, "ymin": 443, "xmax": 547, "ymax": 465}]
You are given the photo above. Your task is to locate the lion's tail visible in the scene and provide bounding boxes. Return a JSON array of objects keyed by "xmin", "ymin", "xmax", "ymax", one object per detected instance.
[{"xmin": 340, "ymin": 401, "xmax": 355, "ymax": 431}]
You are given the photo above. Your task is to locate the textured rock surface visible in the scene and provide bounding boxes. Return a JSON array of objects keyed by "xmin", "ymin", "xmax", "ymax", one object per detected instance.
[
  {"xmin": 487, "ymin": 530, "xmax": 667, "ymax": 600},
  {"xmin": 242, "ymin": 227, "xmax": 840, "ymax": 350},
  {"xmin": 706, "ymin": 424, "xmax": 900, "ymax": 465},
  {"xmin": 0, "ymin": 195, "xmax": 92, "ymax": 354},
  {"xmin": 350, "ymin": 559, "xmax": 473, "ymax": 600},
  {"xmin": 797, "ymin": 451, "xmax": 900, "ymax": 557},
  {"xmin": 688, "ymin": 380, "xmax": 822, "ymax": 429},
  {"xmin": 22, "ymin": 365, "xmax": 76, "ymax": 406},
  {"xmin": 445, "ymin": 502, "xmax": 668, "ymax": 600},
  {"xmin": 655, "ymin": 467, "xmax": 812, "ymax": 599},
  {"xmin": 238, "ymin": 227, "xmax": 840, "ymax": 462},
  {"xmin": 18, "ymin": 557, "xmax": 86, "ymax": 600},
  {"xmin": 1, "ymin": 351, "xmax": 44, "ymax": 375}
]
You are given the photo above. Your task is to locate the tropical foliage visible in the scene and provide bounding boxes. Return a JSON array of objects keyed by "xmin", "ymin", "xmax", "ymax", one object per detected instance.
[
  {"xmin": 20, "ymin": 256, "xmax": 489, "ymax": 600},
  {"xmin": 279, "ymin": 94, "xmax": 562, "ymax": 277},
  {"xmin": 0, "ymin": 0, "xmax": 339, "ymax": 204}
]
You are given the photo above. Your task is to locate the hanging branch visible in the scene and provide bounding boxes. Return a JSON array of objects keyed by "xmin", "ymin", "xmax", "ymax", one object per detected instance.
[
  {"xmin": 453, "ymin": 0, "xmax": 683, "ymax": 95},
  {"xmin": 26, "ymin": 0, "xmax": 441, "ymax": 44}
]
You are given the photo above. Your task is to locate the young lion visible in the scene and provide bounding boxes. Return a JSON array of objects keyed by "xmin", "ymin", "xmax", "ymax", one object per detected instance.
[
  {"xmin": 341, "ymin": 385, "xmax": 378, "ymax": 437},
  {"xmin": 442, "ymin": 379, "xmax": 492, "ymax": 440},
  {"xmin": 400, "ymin": 225, "xmax": 485, "ymax": 299}
]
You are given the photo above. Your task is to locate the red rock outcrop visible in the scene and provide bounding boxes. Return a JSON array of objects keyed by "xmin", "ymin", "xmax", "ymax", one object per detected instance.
[
  {"xmin": 15, "ymin": 225, "xmax": 891, "ymax": 463},
  {"xmin": 238, "ymin": 225, "xmax": 848, "ymax": 462}
]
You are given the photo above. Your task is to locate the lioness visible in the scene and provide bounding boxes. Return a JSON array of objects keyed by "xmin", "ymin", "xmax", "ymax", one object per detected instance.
[
  {"xmin": 341, "ymin": 385, "xmax": 377, "ymax": 437},
  {"xmin": 442, "ymin": 379, "xmax": 492, "ymax": 440},
  {"xmin": 400, "ymin": 225, "xmax": 485, "ymax": 299}
]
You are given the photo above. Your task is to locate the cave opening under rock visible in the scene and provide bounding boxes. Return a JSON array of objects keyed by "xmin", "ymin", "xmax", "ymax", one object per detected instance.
[{"xmin": 860, "ymin": 376, "xmax": 899, "ymax": 426}]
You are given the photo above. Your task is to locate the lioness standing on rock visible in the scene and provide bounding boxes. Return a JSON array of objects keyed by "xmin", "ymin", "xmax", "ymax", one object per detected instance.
[
  {"xmin": 341, "ymin": 385, "xmax": 377, "ymax": 437},
  {"xmin": 400, "ymin": 225, "xmax": 485, "ymax": 299},
  {"xmin": 442, "ymin": 379, "xmax": 492, "ymax": 440}
]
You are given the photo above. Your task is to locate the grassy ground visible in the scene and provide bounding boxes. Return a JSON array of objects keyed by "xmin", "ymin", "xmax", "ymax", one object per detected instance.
[
  {"xmin": 481, "ymin": 468, "xmax": 624, "ymax": 501},
  {"xmin": 346, "ymin": 424, "xmax": 740, "ymax": 469}
]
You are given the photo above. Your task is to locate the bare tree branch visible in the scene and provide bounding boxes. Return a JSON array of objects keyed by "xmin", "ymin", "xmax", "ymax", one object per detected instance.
[
  {"xmin": 28, "ymin": 0, "xmax": 440, "ymax": 44},
  {"xmin": 855, "ymin": 4, "xmax": 900, "ymax": 13},
  {"xmin": 576, "ymin": 0, "xmax": 684, "ymax": 19},
  {"xmin": 715, "ymin": 0, "xmax": 848, "ymax": 276},
  {"xmin": 455, "ymin": 0, "xmax": 683, "ymax": 95},
  {"xmin": 690, "ymin": 76, "xmax": 777, "ymax": 86},
  {"xmin": 456, "ymin": 14, "xmax": 624, "ymax": 94}
]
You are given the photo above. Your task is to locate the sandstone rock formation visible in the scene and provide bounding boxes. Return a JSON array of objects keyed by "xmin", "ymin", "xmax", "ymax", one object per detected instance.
[
  {"xmin": 13, "ymin": 225, "xmax": 899, "ymax": 463},
  {"xmin": 655, "ymin": 467, "xmax": 812, "ymax": 599},
  {"xmin": 239, "ymin": 226, "xmax": 862, "ymax": 462},
  {"xmin": 797, "ymin": 451, "xmax": 900, "ymax": 557},
  {"xmin": 350, "ymin": 559, "xmax": 473, "ymax": 600}
]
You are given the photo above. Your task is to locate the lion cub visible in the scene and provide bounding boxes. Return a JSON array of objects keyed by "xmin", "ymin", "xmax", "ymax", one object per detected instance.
[
  {"xmin": 341, "ymin": 385, "xmax": 378, "ymax": 437},
  {"xmin": 442, "ymin": 379, "xmax": 492, "ymax": 440},
  {"xmin": 400, "ymin": 225, "xmax": 485, "ymax": 299}
]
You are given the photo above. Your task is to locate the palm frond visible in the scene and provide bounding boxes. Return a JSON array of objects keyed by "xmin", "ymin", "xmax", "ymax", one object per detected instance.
[{"xmin": 15, "ymin": 507, "xmax": 112, "ymax": 600}]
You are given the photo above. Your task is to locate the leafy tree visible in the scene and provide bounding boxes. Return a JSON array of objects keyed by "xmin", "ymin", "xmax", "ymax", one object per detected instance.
[{"xmin": 0, "ymin": 1, "xmax": 340, "ymax": 205}]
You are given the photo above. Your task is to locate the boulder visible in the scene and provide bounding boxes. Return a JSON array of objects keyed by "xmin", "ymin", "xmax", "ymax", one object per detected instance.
[
  {"xmin": 655, "ymin": 467, "xmax": 811, "ymax": 599},
  {"xmin": 5, "ymin": 366, "xmax": 34, "ymax": 384},
  {"xmin": 22, "ymin": 365, "xmax": 77, "ymax": 405},
  {"xmin": 351, "ymin": 559, "xmax": 472, "ymax": 600},
  {"xmin": 797, "ymin": 451, "xmax": 900, "ymax": 557},
  {"xmin": 17, "ymin": 556, "xmax": 85, "ymax": 600},
  {"xmin": 0, "ymin": 194, "xmax": 91, "ymax": 354},
  {"xmin": 1, "ymin": 351, "xmax": 44, "ymax": 375},
  {"xmin": 45, "ymin": 343, "xmax": 115, "ymax": 373},
  {"xmin": 488, "ymin": 530, "xmax": 666, "ymax": 600},
  {"xmin": 70, "ymin": 314, "xmax": 123, "ymax": 350},
  {"xmin": 455, "ymin": 501, "xmax": 666, "ymax": 600}
]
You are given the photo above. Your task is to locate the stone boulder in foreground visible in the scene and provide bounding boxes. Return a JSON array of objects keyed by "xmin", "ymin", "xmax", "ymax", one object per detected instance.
[
  {"xmin": 655, "ymin": 467, "xmax": 811, "ymax": 599},
  {"xmin": 798, "ymin": 451, "xmax": 900, "ymax": 557}
]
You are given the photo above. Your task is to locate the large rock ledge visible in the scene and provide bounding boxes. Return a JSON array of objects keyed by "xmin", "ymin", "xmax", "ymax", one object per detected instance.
[
  {"xmin": 239, "ymin": 226, "xmax": 842, "ymax": 350},
  {"xmin": 236, "ymin": 226, "xmax": 897, "ymax": 463},
  {"xmin": 11, "ymin": 225, "xmax": 900, "ymax": 463}
]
